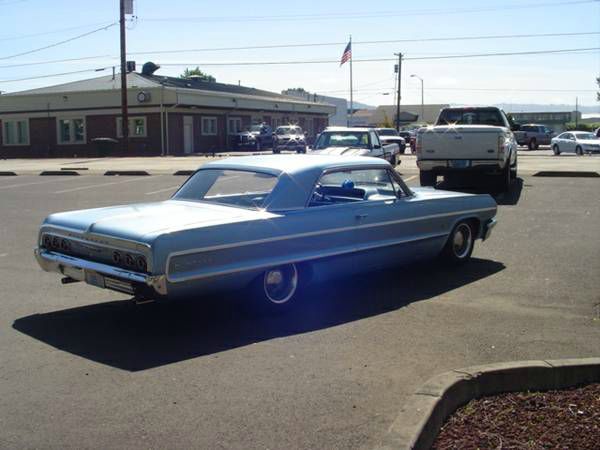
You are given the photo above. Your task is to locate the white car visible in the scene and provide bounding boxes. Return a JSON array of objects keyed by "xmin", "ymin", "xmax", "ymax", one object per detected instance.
[{"xmin": 551, "ymin": 131, "xmax": 600, "ymax": 155}]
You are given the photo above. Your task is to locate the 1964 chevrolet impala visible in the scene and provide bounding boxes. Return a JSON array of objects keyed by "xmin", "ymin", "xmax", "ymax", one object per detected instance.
[{"xmin": 35, "ymin": 155, "xmax": 497, "ymax": 312}]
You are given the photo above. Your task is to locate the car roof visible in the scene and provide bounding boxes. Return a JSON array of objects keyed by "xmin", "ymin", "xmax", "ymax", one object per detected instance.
[
  {"xmin": 324, "ymin": 126, "xmax": 372, "ymax": 132},
  {"xmin": 203, "ymin": 154, "xmax": 388, "ymax": 176},
  {"xmin": 201, "ymin": 155, "xmax": 390, "ymax": 211}
]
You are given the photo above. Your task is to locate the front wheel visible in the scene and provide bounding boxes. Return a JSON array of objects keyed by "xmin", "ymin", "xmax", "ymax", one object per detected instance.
[
  {"xmin": 441, "ymin": 221, "xmax": 475, "ymax": 264},
  {"xmin": 419, "ymin": 171, "xmax": 436, "ymax": 187},
  {"xmin": 553, "ymin": 144, "xmax": 560, "ymax": 155},
  {"xmin": 250, "ymin": 264, "xmax": 300, "ymax": 314}
]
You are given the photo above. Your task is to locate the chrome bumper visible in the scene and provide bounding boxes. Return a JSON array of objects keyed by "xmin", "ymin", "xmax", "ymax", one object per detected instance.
[
  {"xmin": 34, "ymin": 248, "xmax": 167, "ymax": 296},
  {"xmin": 417, "ymin": 160, "xmax": 504, "ymax": 171},
  {"xmin": 482, "ymin": 218, "xmax": 497, "ymax": 241}
]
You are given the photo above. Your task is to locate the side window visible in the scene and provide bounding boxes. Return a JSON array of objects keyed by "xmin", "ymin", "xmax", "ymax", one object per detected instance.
[
  {"xmin": 309, "ymin": 168, "xmax": 396, "ymax": 207},
  {"xmin": 370, "ymin": 131, "xmax": 380, "ymax": 147}
]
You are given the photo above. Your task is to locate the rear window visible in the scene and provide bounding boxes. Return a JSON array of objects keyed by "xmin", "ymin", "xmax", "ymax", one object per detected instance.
[
  {"xmin": 174, "ymin": 169, "xmax": 278, "ymax": 209},
  {"xmin": 437, "ymin": 108, "xmax": 505, "ymax": 126}
]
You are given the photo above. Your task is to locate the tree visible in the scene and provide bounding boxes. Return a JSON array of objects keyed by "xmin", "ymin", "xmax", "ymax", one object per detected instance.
[{"xmin": 180, "ymin": 67, "xmax": 216, "ymax": 82}]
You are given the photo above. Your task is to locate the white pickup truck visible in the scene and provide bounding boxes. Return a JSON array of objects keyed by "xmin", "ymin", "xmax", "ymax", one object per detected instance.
[
  {"xmin": 416, "ymin": 106, "xmax": 518, "ymax": 191},
  {"xmin": 311, "ymin": 127, "xmax": 401, "ymax": 166}
]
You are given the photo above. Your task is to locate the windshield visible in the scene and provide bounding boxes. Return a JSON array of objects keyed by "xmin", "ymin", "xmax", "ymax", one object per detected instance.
[
  {"xmin": 249, "ymin": 125, "xmax": 264, "ymax": 132},
  {"xmin": 314, "ymin": 132, "xmax": 369, "ymax": 149},
  {"xmin": 173, "ymin": 169, "xmax": 278, "ymax": 209},
  {"xmin": 276, "ymin": 127, "xmax": 299, "ymax": 135},
  {"xmin": 575, "ymin": 133, "xmax": 597, "ymax": 140},
  {"xmin": 377, "ymin": 129, "xmax": 398, "ymax": 136},
  {"xmin": 437, "ymin": 108, "xmax": 505, "ymax": 126}
]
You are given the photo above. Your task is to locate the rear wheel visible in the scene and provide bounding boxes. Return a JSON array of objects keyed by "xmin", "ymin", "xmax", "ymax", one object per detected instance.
[
  {"xmin": 528, "ymin": 139, "xmax": 537, "ymax": 150},
  {"xmin": 576, "ymin": 145, "xmax": 583, "ymax": 156},
  {"xmin": 510, "ymin": 156, "xmax": 518, "ymax": 180},
  {"xmin": 419, "ymin": 171, "xmax": 436, "ymax": 187},
  {"xmin": 441, "ymin": 221, "xmax": 475, "ymax": 264},
  {"xmin": 498, "ymin": 162, "xmax": 511, "ymax": 192},
  {"xmin": 250, "ymin": 264, "xmax": 300, "ymax": 314},
  {"xmin": 553, "ymin": 144, "xmax": 561, "ymax": 155}
]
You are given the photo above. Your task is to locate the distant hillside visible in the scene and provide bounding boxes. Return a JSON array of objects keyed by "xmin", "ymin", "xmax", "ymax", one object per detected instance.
[{"xmin": 495, "ymin": 103, "xmax": 600, "ymax": 114}]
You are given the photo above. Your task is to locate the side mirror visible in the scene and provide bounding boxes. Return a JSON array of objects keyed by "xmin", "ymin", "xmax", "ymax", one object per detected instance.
[{"xmin": 373, "ymin": 144, "xmax": 381, "ymax": 149}]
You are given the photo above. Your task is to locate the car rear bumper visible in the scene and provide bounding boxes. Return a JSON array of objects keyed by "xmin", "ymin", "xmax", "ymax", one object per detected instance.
[
  {"xmin": 34, "ymin": 248, "xmax": 167, "ymax": 297},
  {"xmin": 417, "ymin": 159, "xmax": 504, "ymax": 173}
]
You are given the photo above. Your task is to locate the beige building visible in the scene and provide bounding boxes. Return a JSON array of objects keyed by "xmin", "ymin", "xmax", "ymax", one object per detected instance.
[{"xmin": 348, "ymin": 104, "xmax": 448, "ymax": 127}]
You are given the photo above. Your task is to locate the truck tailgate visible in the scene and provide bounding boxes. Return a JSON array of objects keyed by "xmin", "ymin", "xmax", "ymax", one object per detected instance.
[{"xmin": 420, "ymin": 126, "xmax": 500, "ymax": 160}]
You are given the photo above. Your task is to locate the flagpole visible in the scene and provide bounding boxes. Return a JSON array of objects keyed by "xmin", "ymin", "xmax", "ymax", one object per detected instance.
[{"xmin": 348, "ymin": 35, "xmax": 353, "ymax": 127}]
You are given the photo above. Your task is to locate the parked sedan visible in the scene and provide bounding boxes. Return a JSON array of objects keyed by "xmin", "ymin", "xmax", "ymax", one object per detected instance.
[
  {"xmin": 551, "ymin": 131, "xmax": 600, "ymax": 155},
  {"xmin": 35, "ymin": 155, "xmax": 497, "ymax": 313}
]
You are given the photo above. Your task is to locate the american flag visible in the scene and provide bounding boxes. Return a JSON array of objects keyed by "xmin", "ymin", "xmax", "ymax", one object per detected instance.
[{"xmin": 340, "ymin": 41, "xmax": 352, "ymax": 66}]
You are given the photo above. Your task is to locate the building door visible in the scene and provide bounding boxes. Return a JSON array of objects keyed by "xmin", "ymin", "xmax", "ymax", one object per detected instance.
[{"xmin": 183, "ymin": 116, "xmax": 194, "ymax": 154}]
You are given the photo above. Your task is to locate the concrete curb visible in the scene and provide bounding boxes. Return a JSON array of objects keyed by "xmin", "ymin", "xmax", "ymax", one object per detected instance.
[
  {"xmin": 104, "ymin": 170, "xmax": 150, "ymax": 176},
  {"xmin": 377, "ymin": 358, "xmax": 600, "ymax": 450},
  {"xmin": 39, "ymin": 170, "xmax": 80, "ymax": 176}
]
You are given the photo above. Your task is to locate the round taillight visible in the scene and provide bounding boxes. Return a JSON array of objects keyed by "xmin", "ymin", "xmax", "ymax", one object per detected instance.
[
  {"xmin": 112, "ymin": 251, "xmax": 122, "ymax": 264},
  {"xmin": 52, "ymin": 236, "xmax": 60, "ymax": 249},
  {"xmin": 126, "ymin": 254, "xmax": 135, "ymax": 267},
  {"xmin": 136, "ymin": 256, "xmax": 147, "ymax": 272},
  {"xmin": 43, "ymin": 235, "xmax": 51, "ymax": 248},
  {"xmin": 61, "ymin": 239, "xmax": 70, "ymax": 251}
]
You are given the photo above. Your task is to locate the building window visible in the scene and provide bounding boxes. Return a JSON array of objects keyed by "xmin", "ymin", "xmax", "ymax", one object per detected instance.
[
  {"xmin": 117, "ymin": 117, "xmax": 147, "ymax": 137},
  {"xmin": 57, "ymin": 118, "xmax": 85, "ymax": 144},
  {"xmin": 227, "ymin": 117, "xmax": 242, "ymax": 135},
  {"xmin": 201, "ymin": 117, "xmax": 217, "ymax": 135},
  {"xmin": 2, "ymin": 119, "xmax": 29, "ymax": 145}
]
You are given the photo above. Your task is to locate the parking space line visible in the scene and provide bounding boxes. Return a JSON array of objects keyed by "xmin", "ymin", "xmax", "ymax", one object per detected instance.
[
  {"xmin": 0, "ymin": 177, "xmax": 81, "ymax": 190},
  {"xmin": 145, "ymin": 185, "xmax": 180, "ymax": 195},
  {"xmin": 404, "ymin": 175, "xmax": 418, "ymax": 182},
  {"xmin": 54, "ymin": 175, "xmax": 163, "ymax": 194}
]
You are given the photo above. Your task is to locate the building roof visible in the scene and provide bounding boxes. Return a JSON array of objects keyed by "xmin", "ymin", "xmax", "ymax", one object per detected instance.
[{"xmin": 6, "ymin": 71, "xmax": 325, "ymax": 105}]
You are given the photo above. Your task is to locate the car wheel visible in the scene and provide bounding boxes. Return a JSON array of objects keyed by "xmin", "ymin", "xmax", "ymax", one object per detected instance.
[
  {"xmin": 510, "ymin": 157, "xmax": 518, "ymax": 180},
  {"xmin": 441, "ymin": 221, "xmax": 475, "ymax": 264},
  {"xmin": 419, "ymin": 171, "xmax": 436, "ymax": 187},
  {"xmin": 251, "ymin": 264, "xmax": 300, "ymax": 314},
  {"xmin": 273, "ymin": 147, "xmax": 280, "ymax": 154},
  {"xmin": 528, "ymin": 139, "xmax": 536, "ymax": 150},
  {"xmin": 576, "ymin": 145, "xmax": 583, "ymax": 156},
  {"xmin": 497, "ymin": 162, "xmax": 511, "ymax": 192},
  {"xmin": 553, "ymin": 144, "xmax": 560, "ymax": 155}
]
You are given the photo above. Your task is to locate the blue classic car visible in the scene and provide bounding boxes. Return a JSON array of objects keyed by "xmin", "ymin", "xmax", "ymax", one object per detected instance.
[{"xmin": 35, "ymin": 155, "xmax": 497, "ymax": 312}]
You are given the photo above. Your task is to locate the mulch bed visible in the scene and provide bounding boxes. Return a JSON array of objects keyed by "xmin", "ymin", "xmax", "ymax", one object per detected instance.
[{"xmin": 433, "ymin": 383, "xmax": 600, "ymax": 449}]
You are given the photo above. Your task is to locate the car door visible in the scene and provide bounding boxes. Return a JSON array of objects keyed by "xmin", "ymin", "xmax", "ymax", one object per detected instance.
[
  {"xmin": 563, "ymin": 133, "xmax": 575, "ymax": 152},
  {"xmin": 350, "ymin": 168, "xmax": 445, "ymax": 270}
]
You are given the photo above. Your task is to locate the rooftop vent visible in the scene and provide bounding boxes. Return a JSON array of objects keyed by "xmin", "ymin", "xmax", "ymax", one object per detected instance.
[{"xmin": 141, "ymin": 61, "xmax": 160, "ymax": 76}]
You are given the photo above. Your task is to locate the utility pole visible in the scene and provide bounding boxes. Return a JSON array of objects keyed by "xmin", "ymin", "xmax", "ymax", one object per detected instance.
[
  {"xmin": 394, "ymin": 53, "xmax": 402, "ymax": 131},
  {"xmin": 119, "ymin": 0, "xmax": 129, "ymax": 153}
]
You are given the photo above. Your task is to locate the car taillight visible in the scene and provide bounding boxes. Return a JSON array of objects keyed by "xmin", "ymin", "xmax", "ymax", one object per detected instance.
[
  {"xmin": 136, "ymin": 256, "xmax": 147, "ymax": 272},
  {"xmin": 498, "ymin": 136, "xmax": 506, "ymax": 154}
]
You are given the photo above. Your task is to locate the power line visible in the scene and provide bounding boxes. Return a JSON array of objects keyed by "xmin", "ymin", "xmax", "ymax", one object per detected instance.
[
  {"xmin": 128, "ymin": 31, "xmax": 600, "ymax": 56},
  {"xmin": 156, "ymin": 46, "xmax": 600, "ymax": 67},
  {"xmin": 0, "ymin": 23, "xmax": 117, "ymax": 61},
  {"xmin": 140, "ymin": 0, "xmax": 599, "ymax": 22},
  {"xmin": 2, "ymin": 31, "xmax": 596, "ymax": 70},
  {"xmin": 0, "ymin": 22, "xmax": 116, "ymax": 42},
  {"xmin": 0, "ymin": 67, "xmax": 112, "ymax": 83},
  {"xmin": 0, "ymin": 55, "xmax": 116, "ymax": 69}
]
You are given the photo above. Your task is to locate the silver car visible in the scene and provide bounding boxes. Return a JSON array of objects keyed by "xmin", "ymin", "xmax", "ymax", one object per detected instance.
[{"xmin": 551, "ymin": 131, "xmax": 600, "ymax": 155}]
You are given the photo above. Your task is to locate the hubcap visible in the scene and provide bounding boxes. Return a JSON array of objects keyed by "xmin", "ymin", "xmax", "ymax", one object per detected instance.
[
  {"xmin": 452, "ymin": 224, "xmax": 472, "ymax": 259},
  {"xmin": 263, "ymin": 264, "xmax": 298, "ymax": 304}
]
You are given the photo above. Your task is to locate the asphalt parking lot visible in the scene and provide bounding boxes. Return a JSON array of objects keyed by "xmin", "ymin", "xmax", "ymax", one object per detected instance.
[{"xmin": 1, "ymin": 169, "xmax": 599, "ymax": 449}]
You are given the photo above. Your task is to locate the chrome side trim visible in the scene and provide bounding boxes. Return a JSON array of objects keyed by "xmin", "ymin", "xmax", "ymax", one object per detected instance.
[
  {"xmin": 167, "ymin": 231, "xmax": 449, "ymax": 283},
  {"xmin": 168, "ymin": 207, "xmax": 495, "ymax": 258}
]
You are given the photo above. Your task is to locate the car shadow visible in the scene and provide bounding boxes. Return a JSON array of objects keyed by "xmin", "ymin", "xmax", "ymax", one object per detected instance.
[
  {"xmin": 13, "ymin": 258, "xmax": 505, "ymax": 372},
  {"xmin": 436, "ymin": 177, "xmax": 523, "ymax": 206}
]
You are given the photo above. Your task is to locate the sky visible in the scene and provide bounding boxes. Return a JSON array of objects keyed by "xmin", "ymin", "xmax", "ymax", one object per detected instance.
[{"xmin": 0, "ymin": 0, "xmax": 599, "ymax": 110}]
